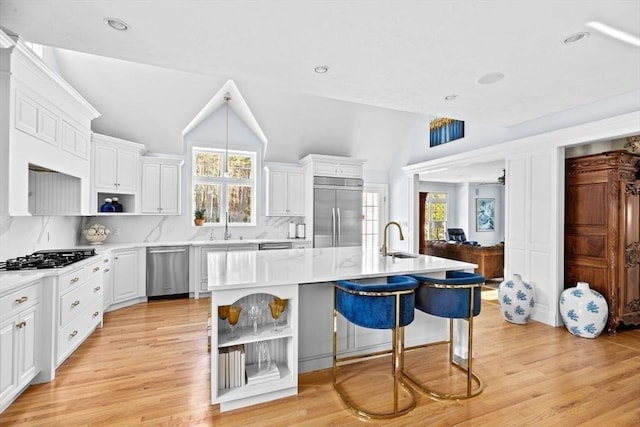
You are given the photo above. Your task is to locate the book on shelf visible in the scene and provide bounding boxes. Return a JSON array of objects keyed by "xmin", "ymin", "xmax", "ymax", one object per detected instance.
[
  {"xmin": 245, "ymin": 362, "xmax": 280, "ymax": 386},
  {"xmin": 218, "ymin": 345, "xmax": 246, "ymax": 390}
]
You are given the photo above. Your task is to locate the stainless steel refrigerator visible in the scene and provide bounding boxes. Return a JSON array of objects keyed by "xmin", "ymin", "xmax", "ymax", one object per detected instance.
[{"xmin": 313, "ymin": 176, "xmax": 363, "ymax": 247}]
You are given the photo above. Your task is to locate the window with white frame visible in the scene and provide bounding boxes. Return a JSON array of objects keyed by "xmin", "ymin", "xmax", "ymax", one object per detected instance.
[{"xmin": 192, "ymin": 147, "xmax": 256, "ymax": 226}]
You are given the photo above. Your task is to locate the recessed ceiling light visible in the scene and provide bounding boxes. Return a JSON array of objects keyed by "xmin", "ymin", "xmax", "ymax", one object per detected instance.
[
  {"xmin": 444, "ymin": 94, "xmax": 458, "ymax": 101},
  {"xmin": 563, "ymin": 31, "xmax": 590, "ymax": 44},
  {"xmin": 104, "ymin": 17, "xmax": 129, "ymax": 31},
  {"xmin": 476, "ymin": 72, "xmax": 505, "ymax": 85},
  {"xmin": 314, "ymin": 65, "xmax": 329, "ymax": 74}
]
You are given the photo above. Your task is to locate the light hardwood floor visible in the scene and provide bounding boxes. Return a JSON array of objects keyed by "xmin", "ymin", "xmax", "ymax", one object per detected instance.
[{"xmin": 1, "ymin": 290, "xmax": 639, "ymax": 426}]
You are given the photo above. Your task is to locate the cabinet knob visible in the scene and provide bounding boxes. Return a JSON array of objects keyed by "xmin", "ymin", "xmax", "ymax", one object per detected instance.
[
  {"xmin": 94, "ymin": 286, "xmax": 101, "ymax": 292},
  {"xmin": 15, "ymin": 296, "xmax": 28, "ymax": 304},
  {"xmin": 70, "ymin": 277, "xmax": 80, "ymax": 284},
  {"xmin": 93, "ymin": 266, "xmax": 100, "ymax": 272},
  {"xmin": 104, "ymin": 268, "xmax": 110, "ymax": 273},
  {"xmin": 92, "ymin": 311, "xmax": 100, "ymax": 318},
  {"xmin": 71, "ymin": 300, "xmax": 80, "ymax": 308},
  {"xmin": 103, "ymin": 259, "xmax": 109, "ymax": 263},
  {"xmin": 16, "ymin": 321, "xmax": 26, "ymax": 329},
  {"xmin": 69, "ymin": 330, "xmax": 78, "ymax": 338}
]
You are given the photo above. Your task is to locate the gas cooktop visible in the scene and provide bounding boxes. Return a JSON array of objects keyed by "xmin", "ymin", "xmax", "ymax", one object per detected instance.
[{"xmin": 0, "ymin": 248, "xmax": 96, "ymax": 271}]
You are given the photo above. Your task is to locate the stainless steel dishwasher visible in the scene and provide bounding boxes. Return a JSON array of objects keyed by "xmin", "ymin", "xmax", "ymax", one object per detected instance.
[{"xmin": 146, "ymin": 246, "xmax": 189, "ymax": 299}]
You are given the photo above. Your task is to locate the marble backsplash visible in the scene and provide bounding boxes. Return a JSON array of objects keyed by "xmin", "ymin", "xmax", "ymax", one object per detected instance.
[
  {"xmin": 0, "ymin": 214, "xmax": 82, "ymax": 260},
  {"xmin": 78, "ymin": 215, "xmax": 304, "ymax": 246},
  {"xmin": 0, "ymin": 213, "xmax": 305, "ymax": 260}
]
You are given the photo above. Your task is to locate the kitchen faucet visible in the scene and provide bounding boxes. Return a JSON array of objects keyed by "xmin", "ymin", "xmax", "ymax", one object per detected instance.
[
  {"xmin": 380, "ymin": 221, "xmax": 404, "ymax": 257},
  {"xmin": 224, "ymin": 212, "xmax": 232, "ymax": 240}
]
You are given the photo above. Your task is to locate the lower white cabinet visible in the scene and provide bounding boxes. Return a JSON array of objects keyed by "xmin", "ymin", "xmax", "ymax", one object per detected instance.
[
  {"xmin": 56, "ymin": 258, "xmax": 104, "ymax": 366},
  {"xmin": 211, "ymin": 285, "xmax": 298, "ymax": 412},
  {"xmin": 195, "ymin": 244, "xmax": 258, "ymax": 297},
  {"xmin": 101, "ymin": 253, "xmax": 113, "ymax": 309},
  {"xmin": 0, "ymin": 280, "xmax": 40, "ymax": 413},
  {"xmin": 110, "ymin": 248, "xmax": 146, "ymax": 308}
]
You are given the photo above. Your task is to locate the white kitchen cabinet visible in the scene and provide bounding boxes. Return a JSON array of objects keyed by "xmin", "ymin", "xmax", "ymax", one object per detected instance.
[
  {"xmin": 196, "ymin": 244, "xmax": 258, "ymax": 297},
  {"xmin": 111, "ymin": 248, "xmax": 144, "ymax": 304},
  {"xmin": 300, "ymin": 154, "xmax": 365, "ymax": 179},
  {"xmin": 56, "ymin": 258, "xmax": 104, "ymax": 366},
  {"xmin": 0, "ymin": 280, "xmax": 40, "ymax": 413},
  {"xmin": 140, "ymin": 157, "xmax": 183, "ymax": 215},
  {"xmin": 264, "ymin": 164, "xmax": 304, "ymax": 216},
  {"xmin": 100, "ymin": 252, "xmax": 113, "ymax": 310},
  {"xmin": 211, "ymin": 285, "xmax": 298, "ymax": 412},
  {"xmin": 0, "ymin": 36, "xmax": 99, "ymax": 216},
  {"xmin": 92, "ymin": 133, "xmax": 146, "ymax": 213}
]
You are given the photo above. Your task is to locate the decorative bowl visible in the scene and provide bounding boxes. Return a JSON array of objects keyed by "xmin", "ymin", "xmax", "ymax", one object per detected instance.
[{"xmin": 83, "ymin": 224, "xmax": 110, "ymax": 245}]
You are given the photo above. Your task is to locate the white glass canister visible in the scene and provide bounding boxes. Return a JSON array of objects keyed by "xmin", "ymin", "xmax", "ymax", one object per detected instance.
[
  {"xmin": 559, "ymin": 281, "xmax": 608, "ymax": 339},
  {"xmin": 498, "ymin": 273, "xmax": 535, "ymax": 324}
]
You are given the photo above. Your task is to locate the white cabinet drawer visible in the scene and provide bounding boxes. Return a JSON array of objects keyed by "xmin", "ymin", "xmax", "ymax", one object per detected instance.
[
  {"xmin": 85, "ymin": 258, "xmax": 104, "ymax": 282},
  {"xmin": 59, "ymin": 276, "xmax": 103, "ymax": 327},
  {"xmin": 57, "ymin": 299, "xmax": 102, "ymax": 364},
  {"xmin": 59, "ymin": 267, "xmax": 86, "ymax": 293},
  {"xmin": 0, "ymin": 281, "xmax": 40, "ymax": 320}
]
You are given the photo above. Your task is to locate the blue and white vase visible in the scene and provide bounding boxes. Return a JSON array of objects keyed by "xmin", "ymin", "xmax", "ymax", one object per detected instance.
[
  {"xmin": 559, "ymin": 282, "xmax": 608, "ymax": 339},
  {"xmin": 498, "ymin": 273, "xmax": 535, "ymax": 324}
]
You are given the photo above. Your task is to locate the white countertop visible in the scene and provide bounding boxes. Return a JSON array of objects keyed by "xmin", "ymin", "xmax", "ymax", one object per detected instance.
[{"xmin": 207, "ymin": 246, "xmax": 476, "ymax": 290}]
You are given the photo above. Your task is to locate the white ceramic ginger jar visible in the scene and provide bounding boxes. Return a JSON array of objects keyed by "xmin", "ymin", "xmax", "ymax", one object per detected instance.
[
  {"xmin": 498, "ymin": 273, "xmax": 535, "ymax": 324},
  {"xmin": 559, "ymin": 282, "xmax": 608, "ymax": 339}
]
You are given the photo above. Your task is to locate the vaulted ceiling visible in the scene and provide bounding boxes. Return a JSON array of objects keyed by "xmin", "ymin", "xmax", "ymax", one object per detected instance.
[{"xmin": 1, "ymin": 0, "xmax": 638, "ymax": 175}]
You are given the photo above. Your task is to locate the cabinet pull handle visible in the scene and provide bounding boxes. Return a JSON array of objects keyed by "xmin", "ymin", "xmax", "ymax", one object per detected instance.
[
  {"xmin": 15, "ymin": 296, "xmax": 28, "ymax": 304},
  {"xmin": 94, "ymin": 286, "xmax": 101, "ymax": 292},
  {"xmin": 16, "ymin": 321, "xmax": 26, "ymax": 329},
  {"xmin": 71, "ymin": 300, "xmax": 80, "ymax": 307},
  {"xmin": 70, "ymin": 277, "xmax": 80, "ymax": 284},
  {"xmin": 69, "ymin": 331, "xmax": 78, "ymax": 338},
  {"xmin": 93, "ymin": 266, "xmax": 100, "ymax": 272},
  {"xmin": 103, "ymin": 259, "xmax": 109, "ymax": 263},
  {"xmin": 93, "ymin": 311, "xmax": 100, "ymax": 318},
  {"xmin": 104, "ymin": 268, "xmax": 110, "ymax": 273}
]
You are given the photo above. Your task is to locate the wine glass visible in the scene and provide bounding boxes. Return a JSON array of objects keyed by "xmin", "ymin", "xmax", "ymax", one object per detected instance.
[
  {"xmin": 274, "ymin": 297, "xmax": 287, "ymax": 328},
  {"xmin": 248, "ymin": 304, "xmax": 263, "ymax": 336},
  {"xmin": 268, "ymin": 301, "xmax": 283, "ymax": 333},
  {"xmin": 227, "ymin": 305, "xmax": 242, "ymax": 341},
  {"xmin": 218, "ymin": 305, "xmax": 229, "ymax": 333}
]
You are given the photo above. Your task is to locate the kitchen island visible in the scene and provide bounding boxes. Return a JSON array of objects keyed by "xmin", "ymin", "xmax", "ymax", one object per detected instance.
[{"xmin": 207, "ymin": 246, "xmax": 475, "ymax": 412}]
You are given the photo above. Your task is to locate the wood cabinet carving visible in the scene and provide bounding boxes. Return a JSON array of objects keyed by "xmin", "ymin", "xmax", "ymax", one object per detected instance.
[{"xmin": 565, "ymin": 150, "xmax": 640, "ymax": 333}]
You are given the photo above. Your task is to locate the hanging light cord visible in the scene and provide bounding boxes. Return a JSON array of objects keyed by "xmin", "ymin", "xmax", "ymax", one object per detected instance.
[{"xmin": 224, "ymin": 93, "xmax": 231, "ymax": 177}]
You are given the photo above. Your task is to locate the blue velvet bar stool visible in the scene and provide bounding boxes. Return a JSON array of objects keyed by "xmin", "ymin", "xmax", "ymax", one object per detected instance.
[
  {"xmin": 404, "ymin": 271, "xmax": 485, "ymax": 400},
  {"xmin": 333, "ymin": 275, "xmax": 419, "ymax": 419}
]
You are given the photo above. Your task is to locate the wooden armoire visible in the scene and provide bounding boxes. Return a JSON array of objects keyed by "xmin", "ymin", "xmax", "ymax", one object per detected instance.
[{"xmin": 565, "ymin": 150, "xmax": 640, "ymax": 334}]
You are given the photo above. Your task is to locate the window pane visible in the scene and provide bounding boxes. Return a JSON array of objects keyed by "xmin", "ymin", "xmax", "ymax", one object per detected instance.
[
  {"xmin": 430, "ymin": 202, "xmax": 447, "ymax": 221},
  {"xmin": 194, "ymin": 183, "xmax": 221, "ymax": 223},
  {"xmin": 228, "ymin": 185, "xmax": 252, "ymax": 223},
  {"xmin": 228, "ymin": 155, "xmax": 252, "ymax": 179},
  {"xmin": 195, "ymin": 152, "xmax": 221, "ymax": 177}
]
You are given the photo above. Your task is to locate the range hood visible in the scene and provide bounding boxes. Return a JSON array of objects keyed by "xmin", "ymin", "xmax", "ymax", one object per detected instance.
[{"xmin": 28, "ymin": 164, "xmax": 82, "ymax": 215}]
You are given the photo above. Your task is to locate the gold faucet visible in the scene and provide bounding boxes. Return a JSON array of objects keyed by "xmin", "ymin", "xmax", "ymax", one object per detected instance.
[{"xmin": 380, "ymin": 221, "xmax": 404, "ymax": 257}]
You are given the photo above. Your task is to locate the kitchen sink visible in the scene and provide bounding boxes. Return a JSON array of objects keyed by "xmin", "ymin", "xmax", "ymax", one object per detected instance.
[{"xmin": 385, "ymin": 252, "xmax": 418, "ymax": 259}]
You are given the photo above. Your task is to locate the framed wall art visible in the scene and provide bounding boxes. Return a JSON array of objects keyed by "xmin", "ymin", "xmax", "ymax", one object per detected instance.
[{"xmin": 476, "ymin": 198, "xmax": 495, "ymax": 231}]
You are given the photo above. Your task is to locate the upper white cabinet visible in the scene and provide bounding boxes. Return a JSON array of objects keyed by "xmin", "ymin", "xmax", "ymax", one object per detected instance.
[
  {"xmin": 299, "ymin": 154, "xmax": 365, "ymax": 179},
  {"xmin": 264, "ymin": 164, "xmax": 305, "ymax": 216},
  {"xmin": 0, "ymin": 33, "xmax": 100, "ymax": 216},
  {"xmin": 140, "ymin": 157, "xmax": 183, "ymax": 215},
  {"xmin": 93, "ymin": 133, "xmax": 144, "ymax": 193},
  {"xmin": 91, "ymin": 133, "xmax": 146, "ymax": 213}
]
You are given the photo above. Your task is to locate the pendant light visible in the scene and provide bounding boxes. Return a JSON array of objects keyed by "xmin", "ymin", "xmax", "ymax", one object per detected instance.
[{"xmin": 223, "ymin": 92, "xmax": 231, "ymax": 178}]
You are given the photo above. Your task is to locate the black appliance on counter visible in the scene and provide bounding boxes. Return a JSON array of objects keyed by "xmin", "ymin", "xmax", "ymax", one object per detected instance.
[{"xmin": 0, "ymin": 248, "xmax": 96, "ymax": 271}]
